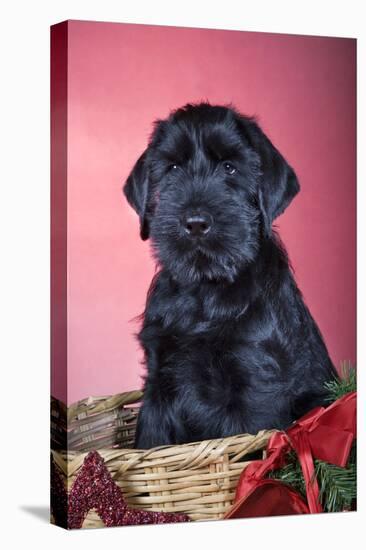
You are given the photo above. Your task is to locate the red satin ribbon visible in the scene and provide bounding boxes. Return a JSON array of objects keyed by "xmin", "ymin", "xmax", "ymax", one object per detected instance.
[
  {"xmin": 226, "ymin": 479, "xmax": 310, "ymax": 518},
  {"xmin": 225, "ymin": 391, "xmax": 356, "ymax": 518}
]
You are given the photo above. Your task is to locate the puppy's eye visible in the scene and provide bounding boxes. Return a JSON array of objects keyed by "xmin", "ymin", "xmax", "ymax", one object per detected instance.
[
  {"xmin": 223, "ymin": 162, "xmax": 237, "ymax": 175},
  {"xmin": 169, "ymin": 164, "xmax": 179, "ymax": 171}
]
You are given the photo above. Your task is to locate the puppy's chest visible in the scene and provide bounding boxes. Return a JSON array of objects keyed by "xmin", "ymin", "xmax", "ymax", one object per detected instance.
[
  {"xmin": 148, "ymin": 288, "xmax": 240, "ymax": 370},
  {"xmin": 147, "ymin": 285, "xmax": 286, "ymax": 392},
  {"xmin": 151, "ymin": 280, "xmax": 249, "ymax": 335},
  {"xmin": 147, "ymin": 275, "xmax": 282, "ymax": 371},
  {"xmin": 152, "ymin": 306, "xmax": 249, "ymax": 387},
  {"xmin": 158, "ymin": 331, "xmax": 247, "ymax": 407}
]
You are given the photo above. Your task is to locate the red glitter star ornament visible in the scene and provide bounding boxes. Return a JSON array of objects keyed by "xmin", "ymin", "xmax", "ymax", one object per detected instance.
[{"xmin": 51, "ymin": 450, "xmax": 190, "ymax": 529}]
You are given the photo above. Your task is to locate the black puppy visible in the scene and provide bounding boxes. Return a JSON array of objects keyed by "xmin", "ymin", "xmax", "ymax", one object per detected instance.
[{"xmin": 123, "ymin": 103, "xmax": 337, "ymax": 449}]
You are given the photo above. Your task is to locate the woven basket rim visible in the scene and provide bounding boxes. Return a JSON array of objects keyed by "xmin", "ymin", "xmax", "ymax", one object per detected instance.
[
  {"xmin": 52, "ymin": 390, "xmax": 143, "ymax": 423},
  {"xmin": 52, "ymin": 428, "xmax": 277, "ymax": 477}
]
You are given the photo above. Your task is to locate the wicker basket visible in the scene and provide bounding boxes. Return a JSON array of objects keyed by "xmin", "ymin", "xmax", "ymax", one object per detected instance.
[
  {"xmin": 51, "ymin": 391, "xmax": 275, "ymax": 525},
  {"xmin": 51, "ymin": 390, "xmax": 142, "ymax": 451}
]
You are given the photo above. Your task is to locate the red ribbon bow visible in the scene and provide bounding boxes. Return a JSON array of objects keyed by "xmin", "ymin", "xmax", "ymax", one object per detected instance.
[{"xmin": 225, "ymin": 391, "xmax": 356, "ymax": 518}]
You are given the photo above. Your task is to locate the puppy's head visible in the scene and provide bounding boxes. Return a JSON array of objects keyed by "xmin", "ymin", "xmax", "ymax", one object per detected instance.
[{"xmin": 124, "ymin": 103, "xmax": 299, "ymax": 283}]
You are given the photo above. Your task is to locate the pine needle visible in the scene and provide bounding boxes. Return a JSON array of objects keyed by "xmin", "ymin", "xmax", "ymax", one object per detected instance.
[{"xmin": 324, "ymin": 361, "xmax": 357, "ymax": 402}]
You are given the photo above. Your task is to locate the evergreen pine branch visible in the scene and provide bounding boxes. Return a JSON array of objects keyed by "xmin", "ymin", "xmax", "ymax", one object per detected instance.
[
  {"xmin": 269, "ymin": 451, "xmax": 307, "ymax": 499},
  {"xmin": 324, "ymin": 361, "xmax": 356, "ymax": 402},
  {"xmin": 316, "ymin": 455, "xmax": 356, "ymax": 513},
  {"xmin": 270, "ymin": 444, "xmax": 356, "ymax": 513}
]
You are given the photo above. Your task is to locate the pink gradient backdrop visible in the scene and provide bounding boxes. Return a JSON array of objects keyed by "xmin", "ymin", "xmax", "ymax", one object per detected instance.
[{"xmin": 57, "ymin": 20, "xmax": 356, "ymax": 404}]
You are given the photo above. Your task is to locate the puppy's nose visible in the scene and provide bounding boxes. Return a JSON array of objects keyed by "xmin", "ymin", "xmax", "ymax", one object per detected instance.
[{"xmin": 183, "ymin": 213, "xmax": 212, "ymax": 237}]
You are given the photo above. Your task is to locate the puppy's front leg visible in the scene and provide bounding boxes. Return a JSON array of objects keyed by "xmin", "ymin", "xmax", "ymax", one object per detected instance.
[
  {"xmin": 134, "ymin": 398, "xmax": 175, "ymax": 449},
  {"xmin": 134, "ymin": 339, "xmax": 176, "ymax": 449}
]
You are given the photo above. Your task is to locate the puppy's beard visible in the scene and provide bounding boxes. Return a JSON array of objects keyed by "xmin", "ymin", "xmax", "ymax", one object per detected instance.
[{"xmin": 164, "ymin": 248, "xmax": 241, "ymax": 284}]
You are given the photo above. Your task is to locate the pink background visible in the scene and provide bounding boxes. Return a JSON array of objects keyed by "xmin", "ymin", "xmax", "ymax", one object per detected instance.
[{"xmin": 55, "ymin": 20, "xmax": 356, "ymax": 405}]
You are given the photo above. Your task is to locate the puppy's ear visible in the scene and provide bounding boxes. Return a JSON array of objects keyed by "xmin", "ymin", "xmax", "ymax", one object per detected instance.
[
  {"xmin": 243, "ymin": 119, "xmax": 300, "ymax": 235},
  {"xmin": 123, "ymin": 151, "xmax": 151, "ymax": 240}
]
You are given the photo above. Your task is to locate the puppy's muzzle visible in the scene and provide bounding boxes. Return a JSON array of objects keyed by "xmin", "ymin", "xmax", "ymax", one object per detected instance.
[{"xmin": 183, "ymin": 212, "xmax": 212, "ymax": 237}]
